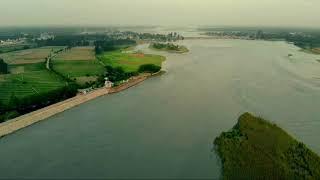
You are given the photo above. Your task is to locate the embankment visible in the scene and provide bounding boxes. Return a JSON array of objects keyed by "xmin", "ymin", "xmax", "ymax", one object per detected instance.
[{"xmin": 0, "ymin": 73, "xmax": 158, "ymax": 138}]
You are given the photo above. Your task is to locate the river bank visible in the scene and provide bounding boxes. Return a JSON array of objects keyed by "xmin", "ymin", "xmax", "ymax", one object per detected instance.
[{"xmin": 0, "ymin": 72, "xmax": 160, "ymax": 138}]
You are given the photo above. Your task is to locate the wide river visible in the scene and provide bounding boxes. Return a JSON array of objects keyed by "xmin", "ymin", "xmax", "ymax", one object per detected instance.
[{"xmin": 0, "ymin": 39, "xmax": 320, "ymax": 179}]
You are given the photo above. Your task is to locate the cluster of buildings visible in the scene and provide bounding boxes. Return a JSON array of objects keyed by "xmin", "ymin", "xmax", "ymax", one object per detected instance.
[
  {"xmin": 36, "ymin": 33, "xmax": 54, "ymax": 41},
  {"xmin": 0, "ymin": 38, "xmax": 27, "ymax": 46}
]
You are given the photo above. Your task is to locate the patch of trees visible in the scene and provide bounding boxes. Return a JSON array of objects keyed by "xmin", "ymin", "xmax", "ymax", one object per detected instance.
[
  {"xmin": 285, "ymin": 34, "xmax": 320, "ymax": 49},
  {"xmin": 152, "ymin": 43, "xmax": 180, "ymax": 51},
  {"xmin": 104, "ymin": 65, "xmax": 137, "ymax": 82},
  {"xmin": 138, "ymin": 64, "xmax": 161, "ymax": 73},
  {"xmin": 94, "ymin": 39, "xmax": 136, "ymax": 54},
  {"xmin": 120, "ymin": 31, "xmax": 184, "ymax": 42},
  {"xmin": 0, "ymin": 58, "xmax": 8, "ymax": 74},
  {"xmin": 0, "ymin": 84, "xmax": 78, "ymax": 123}
]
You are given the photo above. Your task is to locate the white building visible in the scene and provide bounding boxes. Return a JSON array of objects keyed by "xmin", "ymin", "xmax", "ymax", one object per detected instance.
[{"xmin": 105, "ymin": 77, "xmax": 114, "ymax": 88}]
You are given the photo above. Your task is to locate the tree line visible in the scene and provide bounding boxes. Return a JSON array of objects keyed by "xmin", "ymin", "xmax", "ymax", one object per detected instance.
[{"xmin": 94, "ymin": 39, "xmax": 136, "ymax": 54}]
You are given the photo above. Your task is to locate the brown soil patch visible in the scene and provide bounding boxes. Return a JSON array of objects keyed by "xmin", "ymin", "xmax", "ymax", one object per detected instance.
[{"xmin": 130, "ymin": 53, "xmax": 145, "ymax": 58}]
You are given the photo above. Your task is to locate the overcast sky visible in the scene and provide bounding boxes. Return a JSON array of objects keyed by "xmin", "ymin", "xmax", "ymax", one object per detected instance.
[{"xmin": 1, "ymin": 0, "xmax": 320, "ymax": 27}]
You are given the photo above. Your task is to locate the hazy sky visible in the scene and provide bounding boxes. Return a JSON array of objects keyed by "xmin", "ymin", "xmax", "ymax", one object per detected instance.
[{"xmin": 1, "ymin": 0, "xmax": 320, "ymax": 27}]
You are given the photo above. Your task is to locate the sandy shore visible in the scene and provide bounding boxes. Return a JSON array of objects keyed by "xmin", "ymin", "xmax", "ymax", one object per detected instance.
[{"xmin": 0, "ymin": 73, "xmax": 155, "ymax": 138}]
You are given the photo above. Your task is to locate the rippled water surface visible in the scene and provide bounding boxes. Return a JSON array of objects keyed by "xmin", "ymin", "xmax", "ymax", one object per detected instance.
[{"xmin": 0, "ymin": 39, "xmax": 319, "ymax": 179}]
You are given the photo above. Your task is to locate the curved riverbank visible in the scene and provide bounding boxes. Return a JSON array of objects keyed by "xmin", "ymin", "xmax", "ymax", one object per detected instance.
[{"xmin": 0, "ymin": 73, "xmax": 159, "ymax": 138}]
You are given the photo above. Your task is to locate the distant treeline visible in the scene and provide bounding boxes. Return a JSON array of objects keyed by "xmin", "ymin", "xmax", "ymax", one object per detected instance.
[
  {"xmin": 94, "ymin": 39, "xmax": 136, "ymax": 54},
  {"xmin": 120, "ymin": 31, "xmax": 184, "ymax": 42},
  {"xmin": 36, "ymin": 35, "xmax": 92, "ymax": 47},
  {"xmin": 256, "ymin": 32, "xmax": 320, "ymax": 48},
  {"xmin": 36, "ymin": 34, "xmax": 138, "ymax": 49},
  {"xmin": 285, "ymin": 34, "xmax": 320, "ymax": 49},
  {"xmin": 0, "ymin": 84, "xmax": 78, "ymax": 123},
  {"xmin": 205, "ymin": 29, "xmax": 320, "ymax": 49}
]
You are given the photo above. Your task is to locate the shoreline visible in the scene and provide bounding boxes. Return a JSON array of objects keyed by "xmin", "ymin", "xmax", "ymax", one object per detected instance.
[{"xmin": 0, "ymin": 72, "xmax": 162, "ymax": 138}]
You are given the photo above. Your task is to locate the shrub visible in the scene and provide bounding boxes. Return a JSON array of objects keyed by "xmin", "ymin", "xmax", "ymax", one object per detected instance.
[{"xmin": 138, "ymin": 64, "xmax": 161, "ymax": 73}]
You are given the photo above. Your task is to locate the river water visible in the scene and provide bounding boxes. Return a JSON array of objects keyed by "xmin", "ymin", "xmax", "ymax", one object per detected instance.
[{"xmin": 0, "ymin": 39, "xmax": 320, "ymax": 179}]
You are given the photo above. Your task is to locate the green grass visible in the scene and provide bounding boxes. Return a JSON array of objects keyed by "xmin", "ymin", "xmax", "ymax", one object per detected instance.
[
  {"xmin": 214, "ymin": 113, "xmax": 320, "ymax": 179},
  {"xmin": 0, "ymin": 63, "xmax": 65, "ymax": 103},
  {"xmin": 52, "ymin": 60, "xmax": 105, "ymax": 82},
  {"xmin": 97, "ymin": 50, "xmax": 166, "ymax": 73}
]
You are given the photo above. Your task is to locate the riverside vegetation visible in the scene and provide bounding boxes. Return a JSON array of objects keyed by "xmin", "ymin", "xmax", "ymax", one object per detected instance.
[
  {"xmin": 150, "ymin": 43, "xmax": 189, "ymax": 53},
  {"xmin": 214, "ymin": 113, "xmax": 320, "ymax": 179}
]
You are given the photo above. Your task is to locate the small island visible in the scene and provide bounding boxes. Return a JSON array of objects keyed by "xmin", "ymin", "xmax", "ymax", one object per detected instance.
[
  {"xmin": 149, "ymin": 43, "xmax": 189, "ymax": 53},
  {"xmin": 214, "ymin": 113, "xmax": 320, "ymax": 179}
]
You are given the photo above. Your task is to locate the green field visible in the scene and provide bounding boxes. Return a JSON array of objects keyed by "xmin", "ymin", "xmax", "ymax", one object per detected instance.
[
  {"xmin": 97, "ymin": 50, "xmax": 165, "ymax": 72},
  {"xmin": 0, "ymin": 47, "xmax": 66, "ymax": 103},
  {"xmin": 52, "ymin": 60, "xmax": 105, "ymax": 84},
  {"xmin": 214, "ymin": 113, "xmax": 320, "ymax": 179},
  {"xmin": 0, "ymin": 63, "xmax": 65, "ymax": 103}
]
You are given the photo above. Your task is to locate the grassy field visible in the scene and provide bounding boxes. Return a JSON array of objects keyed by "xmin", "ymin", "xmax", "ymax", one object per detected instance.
[
  {"xmin": 52, "ymin": 60, "xmax": 104, "ymax": 84},
  {"xmin": 54, "ymin": 46, "xmax": 95, "ymax": 61},
  {"xmin": 0, "ymin": 46, "xmax": 64, "ymax": 65},
  {"xmin": 214, "ymin": 113, "xmax": 320, "ymax": 179},
  {"xmin": 0, "ymin": 63, "xmax": 65, "ymax": 103},
  {"xmin": 52, "ymin": 46, "xmax": 104, "ymax": 85},
  {"xmin": 98, "ymin": 50, "xmax": 166, "ymax": 72},
  {"xmin": 0, "ymin": 47, "xmax": 66, "ymax": 103}
]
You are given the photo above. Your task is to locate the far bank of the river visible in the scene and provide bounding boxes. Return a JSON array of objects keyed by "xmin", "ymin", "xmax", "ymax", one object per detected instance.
[{"xmin": 0, "ymin": 72, "xmax": 164, "ymax": 138}]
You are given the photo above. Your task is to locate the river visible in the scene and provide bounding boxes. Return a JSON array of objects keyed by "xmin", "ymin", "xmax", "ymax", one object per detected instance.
[{"xmin": 0, "ymin": 39, "xmax": 319, "ymax": 179}]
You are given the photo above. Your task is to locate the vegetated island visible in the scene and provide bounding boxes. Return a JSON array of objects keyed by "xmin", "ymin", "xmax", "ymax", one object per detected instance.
[
  {"xmin": 214, "ymin": 113, "xmax": 320, "ymax": 180},
  {"xmin": 149, "ymin": 43, "xmax": 189, "ymax": 53}
]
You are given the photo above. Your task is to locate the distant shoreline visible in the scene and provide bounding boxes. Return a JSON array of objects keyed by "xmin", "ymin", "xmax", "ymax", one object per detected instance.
[{"xmin": 0, "ymin": 72, "xmax": 163, "ymax": 138}]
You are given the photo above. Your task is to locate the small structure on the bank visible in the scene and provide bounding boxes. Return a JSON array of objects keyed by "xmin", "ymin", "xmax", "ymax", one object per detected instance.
[
  {"xmin": 78, "ymin": 87, "xmax": 93, "ymax": 95},
  {"xmin": 104, "ymin": 77, "xmax": 114, "ymax": 88}
]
